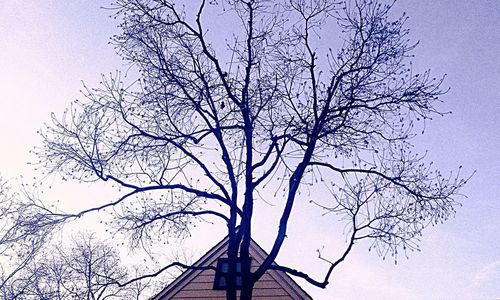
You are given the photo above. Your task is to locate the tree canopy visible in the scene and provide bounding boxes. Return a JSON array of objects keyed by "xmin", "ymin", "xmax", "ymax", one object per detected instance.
[{"xmin": 2, "ymin": 0, "xmax": 469, "ymax": 299}]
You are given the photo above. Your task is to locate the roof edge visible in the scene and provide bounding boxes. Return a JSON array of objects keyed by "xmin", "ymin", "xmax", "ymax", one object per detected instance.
[{"xmin": 151, "ymin": 231, "xmax": 313, "ymax": 300}]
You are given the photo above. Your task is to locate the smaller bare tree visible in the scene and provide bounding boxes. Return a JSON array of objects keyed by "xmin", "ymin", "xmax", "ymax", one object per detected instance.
[
  {"xmin": 0, "ymin": 178, "xmax": 53, "ymax": 298},
  {"xmin": 1, "ymin": 229, "xmax": 149, "ymax": 299}
]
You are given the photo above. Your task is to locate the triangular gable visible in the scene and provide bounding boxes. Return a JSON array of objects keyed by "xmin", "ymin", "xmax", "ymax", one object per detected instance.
[{"xmin": 152, "ymin": 234, "xmax": 312, "ymax": 299}]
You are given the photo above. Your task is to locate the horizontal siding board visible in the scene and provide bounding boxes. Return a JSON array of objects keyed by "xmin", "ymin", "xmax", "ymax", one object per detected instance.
[
  {"xmin": 189, "ymin": 272, "xmax": 216, "ymax": 283},
  {"xmin": 180, "ymin": 281, "xmax": 215, "ymax": 291},
  {"xmin": 256, "ymin": 273, "xmax": 274, "ymax": 281},
  {"xmin": 253, "ymin": 287, "xmax": 290, "ymax": 296},
  {"xmin": 254, "ymin": 279, "xmax": 285, "ymax": 289},
  {"xmin": 173, "ymin": 296, "xmax": 225, "ymax": 299},
  {"xmin": 174, "ymin": 287, "xmax": 290, "ymax": 298},
  {"xmin": 172, "ymin": 296, "xmax": 293, "ymax": 300},
  {"xmin": 189, "ymin": 272, "xmax": 274, "ymax": 284},
  {"xmin": 181, "ymin": 279, "xmax": 283, "ymax": 291},
  {"xmin": 252, "ymin": 297, "xmax": 293, "ymax": 300}
]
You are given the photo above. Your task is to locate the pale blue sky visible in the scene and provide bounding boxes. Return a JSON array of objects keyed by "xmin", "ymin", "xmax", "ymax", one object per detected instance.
[{"xmin": 0, "ymin": 1, "xmax": 499, "ymax": 299}]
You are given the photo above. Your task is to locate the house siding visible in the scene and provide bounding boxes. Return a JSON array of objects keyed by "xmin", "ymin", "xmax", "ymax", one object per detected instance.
[
  {"xmin": 152, "ymin": 235, "xmax": 312, "ymax": 300},
  {"xmin": 169, "ymin": 260, "xmax": 295, "ymax": 299}
]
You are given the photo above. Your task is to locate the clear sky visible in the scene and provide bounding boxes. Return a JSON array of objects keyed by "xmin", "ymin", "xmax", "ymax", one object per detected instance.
[{"xmin": 0, "ymin": 0, "xmax": 499, "ymax": 299}]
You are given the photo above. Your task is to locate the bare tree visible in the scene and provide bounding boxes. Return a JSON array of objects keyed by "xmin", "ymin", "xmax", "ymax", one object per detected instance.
[
  {"xmin": 0, "ymin": 178, "xmax": 55, "ymax": 298},
  {"xmin": 0, "ymin": 232, "xmax": 149, "ymax": 300},
  {"xmin": 33, "ymin": 0, "xmax": 469, "ymax": 299}
]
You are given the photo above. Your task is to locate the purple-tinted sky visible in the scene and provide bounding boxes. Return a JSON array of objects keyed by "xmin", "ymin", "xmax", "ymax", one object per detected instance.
[{"xmin": 0, "ymin": 0, "xmax": 499, "ymax": 299}]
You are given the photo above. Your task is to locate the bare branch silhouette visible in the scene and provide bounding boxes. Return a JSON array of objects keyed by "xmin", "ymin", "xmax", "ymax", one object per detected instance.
[{"xmin": 14, "ymin": 0, "xmax": 473, "ymax": 299}]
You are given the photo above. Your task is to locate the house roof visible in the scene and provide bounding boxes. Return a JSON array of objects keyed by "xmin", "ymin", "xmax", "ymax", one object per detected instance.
[{"xmin": 152, "ymin": 233, "xmax": 312, "ymax": 299}]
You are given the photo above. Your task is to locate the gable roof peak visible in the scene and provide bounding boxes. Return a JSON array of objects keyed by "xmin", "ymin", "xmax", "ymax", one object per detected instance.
[{"xmin": 152, "ymin": 233, "xmax": 312, "ymax": 300}]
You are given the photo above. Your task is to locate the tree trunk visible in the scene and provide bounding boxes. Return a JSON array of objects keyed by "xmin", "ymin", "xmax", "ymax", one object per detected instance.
[{"xmin": 240, "ymin": 279, "xmax": 254, "ymax": 300}]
